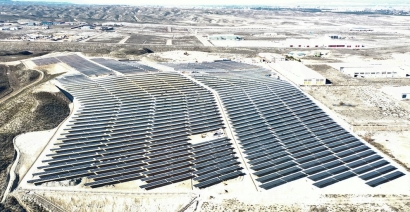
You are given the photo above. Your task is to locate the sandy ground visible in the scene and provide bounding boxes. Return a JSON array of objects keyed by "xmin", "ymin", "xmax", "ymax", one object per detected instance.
[
  {"xmin": 370, "ymin": 131, "xmax": 410, "ymax": 168},
  {"xmin": 33, "ymin": 80, "xmax": 60, "ymax": 93},
  {"xmin": 200, "ymin": 196, "xmax": 410, "ymax": 212},
  {"xmin": 36, "ymin": 191, "xmax": 193, "ymax": 212},
  {"xmin": 149, "ymin": 51, "xmax": 224, "ymax": 62},
  {"xmin": 304, "ymin": 86, "xmax": 410, "ymax": 125},
  {"xmin": 15, "ymin": 130, "xmax": 56, "ymax": 181},
  {"xmin": 41, "ymin": 63, "xmax": 73, "ymax": 75}
]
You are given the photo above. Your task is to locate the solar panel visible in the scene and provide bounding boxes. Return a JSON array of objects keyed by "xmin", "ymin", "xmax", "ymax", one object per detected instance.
[
  {"xmin": 362, "ymin": 154, "xmax": 382, "ymax": 163},
  {"xmin": 365, "ymin": 176, "xmax": 390, "ymax": 187},
  {"xmin": 353, "ymin": 165, "xmax": 374, "ymax": 175},
  {"xmin": 219, "ymin": 171, "xmax": 245, "ymax": 181},
  {"xmin": 281, "ymin": 172, "xmax": 307, "ymax": 183},
  {"xmin": 366, "ymin": 171, "xmax": 405, "ymax": 187},
  {"xmin": 309, "ymin": 171, "xmax": 333, "ymax": 181},
  {"xmin": 346, "ymin": 160, "xmax": 367, "ymax": 169},
  {"xmin": 369, "ymin": 160, "xmax": 390, "ymax": 169},
  {"xmin": 340, "ymin": 154, "xmax": 361, "ymax": 163},
  {"xmin": 376, "ymin": 165, "xmax": 397, "ymax": 175},
  {"xmin": 276, "ymin": 167, "xmax": 302, "ymax": 177},
  {"xmin": 327, "ymin": 166, "xmax": 350, "ymax": 175},
  {"xmin": 256, "ymin": 172, "xmax": 281, "ymax": 183},
  {"xmin": 299, "ymin": 160, "xmax": 321, "ymax": 170},
  {"xmin": 260, "ymin": 179, "xmax": 287, "ymax": 190},
  {"xmin": 333, "ymin": 171, "xmax": 356, "ymax": 182},
  {"xmin": 194, "ymin": 177, "xmax": 222, "ymax": 189},
  {"xmin": 313, "ymin": 177, "xmax": 338, "ymax": 188}
]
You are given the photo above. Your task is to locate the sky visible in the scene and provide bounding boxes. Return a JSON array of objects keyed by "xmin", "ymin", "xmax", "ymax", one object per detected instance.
[{"xmin": 13, "ymin": 0, "xmax": 410, "ymax": 6}]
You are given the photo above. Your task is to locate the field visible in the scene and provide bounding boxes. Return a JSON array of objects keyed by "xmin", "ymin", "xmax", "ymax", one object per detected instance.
[
  {"xmin": 87, "ymin": 32, "xmax": 125, "ymax": 43},
  {"xmin": 125, "ymin": 34, "xmax": 169, "ymax": 45},
  {"xmin": 171, "ymin": 36, "xmax": 202, "ymax": 46}
]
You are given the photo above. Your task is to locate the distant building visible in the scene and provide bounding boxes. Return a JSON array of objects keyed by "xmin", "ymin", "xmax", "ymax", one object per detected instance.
[
  {"xmin": 258, "ymin": 53, "xmax": 286, "ymax": 63},
  {"xmin": 102, "ymin": 23, "xmax": 122, "ymax": 27},
  {"xmin": 81, "ymin": 25, "xmax": 94, "ymax": 30},
  {"xmin": 41, "ymin": 21, "xmax": 54, "ymax": 26},
  {"xmin": 27, "ymin": 22, "xmax": 36, "ymax": 26},
  {"xmin": 382, "ymin": 86, "xmax": 410, "ymax": 100},
  {"xmin": 288, "ymin": 52, "xmax": 306, "ymax": 58},
  {"xmin": 208, "ymin": 34, "xmax": 242, "ymax": 41},
  {"xmin": 335, "ymin": 63, "xmax": 408, "ymax": 78},
  {"xmin": 350, "ymin": 27, "xmax": 373, "ymax": 32},
  {"xmin": 272, "ymin": 61, "xmax": 327, "ymax": 85},
  {"xmin": 285, "ymin": 38, "xmax": 364, "ymax": 49},
  {"xmin": 263, "ymin": 32, "xmax": 278, "ymax": 36},
  {"xmin": 9, "ymin": 27, "xmax": 21, "ymax": 30},
  {"xmin": 328, "ymin": 35, "xmax": 345, "ymax": 39},
  {"xmin": 100, "ymin": 26, "xmax": 114, "ymax": 31}
]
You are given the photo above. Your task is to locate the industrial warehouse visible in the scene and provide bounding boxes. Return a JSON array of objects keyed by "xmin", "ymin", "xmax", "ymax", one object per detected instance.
[
  {"xmin": 271, "ymin": 61, "xmax": 327, "ymax": 85},
  {"xmin": 16, "ymin": 53, "xmax": 406, "ymax": 194},
  {"xmin": 331, "ymin": 63, "xmax": 410, "ymax": 78}
]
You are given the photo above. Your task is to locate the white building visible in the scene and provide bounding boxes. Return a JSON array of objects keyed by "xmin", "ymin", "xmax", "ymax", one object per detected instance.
[
  {"xmin": 208, "ymin": 34, "xmax": 242, "ymax": 41},
  {"xmin": 81, "ymin": 25, "xmax": 94, "ymax": 30},
  {"xmin": 333, "ymin": 63, "xmax": 409, "ymax": 78},
  {"xmin": 382, "ymin": 86, "xmax": 410, "ymax": 100},
  {"xmin": 350, "ymin": 27, "xmax": 373, "ymax": 32},
  {"xmin": 284, "ymin": 37, "xmax": 364, "ymax": 49},
  {"xmin": 9, "ymin": 27, "xmax": 22, "ymax": 30},
  {"xmin": 258, "ymin": 53, "xmax": 286, "ymax": 63},
  {"xmin": 271, "ymin": 61, "xmax": 327, "ymax": 85}
]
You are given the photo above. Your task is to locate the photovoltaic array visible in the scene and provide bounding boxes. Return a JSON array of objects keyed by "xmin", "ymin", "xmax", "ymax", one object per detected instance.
[
  {"xmin": 194, "ymin": 74, "xmax": 405, "ymax": 189},
  {"xmin": 32, "ymin": 57, "xmax": 61, "ymax": 66},
  {"xmin": 55, "ymin": 55, "xmax": 114, "ymax": 76},
  {"xmin": 32, "ymin": 55, "xmax": 156, "ymax": 77},
  {"xmin": 28, "ymin": 58, "xmax": 406, "ymax": 191},
  {"xmin": 28, "ymin": 73, "xmax": 244, "ymax": 189},
  {"xmin": 91, "ymin": 58, "xmax": 159, "ymax": 74},
  {"xmin": 163, "ymin": 61, "xmax": 263, "ymax": 73}
]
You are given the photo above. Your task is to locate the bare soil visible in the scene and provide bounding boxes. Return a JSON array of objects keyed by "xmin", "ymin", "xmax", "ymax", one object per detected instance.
[
  {"xmin": 126, "ymin": 34, "xmax": 168, "ymax": 45},
  {"xmin": 172, "ymin": 36, "xmax": 202, "ymax": 46}
]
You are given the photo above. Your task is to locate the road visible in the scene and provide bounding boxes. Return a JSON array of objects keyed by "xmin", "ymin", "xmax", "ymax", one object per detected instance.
[
  {"xmin": 118, "ymin": 36, "xmax": 130, "ymax": 44},
  {"xmin": 80, "ymin": 32, "xmax": 106, "ymax": 43},
  {"xmin": 195, "ymin": 35, "xmax": 214, "ymax": 47},
  {"xmin": 0, "ymin": 69, "xmax": 44, "ymax": 104},
  {"xmin": 1, "ymin": 135, "xmax": 21, "ymax": 203},
  {"xmin": 183, "ymin": 74, "xmax": 260, "ymax": 192}
]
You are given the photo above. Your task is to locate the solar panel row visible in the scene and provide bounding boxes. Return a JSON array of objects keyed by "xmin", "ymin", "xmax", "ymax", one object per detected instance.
[
  {"xmin": 91, "ymin": 58, "xmax": 157, "ymax": 74},
  {"xmin": 29, "ymin": 72, "xmax": 243, "ymax": 190},
  {"xmin": 194, "ymin": 74, "xmax": 405, "ymax": 189}
]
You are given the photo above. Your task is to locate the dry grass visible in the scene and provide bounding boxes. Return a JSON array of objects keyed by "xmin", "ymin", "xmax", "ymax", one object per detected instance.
[{"xmin": 0, "ymin": 73, "xmax": 70, "ymax": 202}]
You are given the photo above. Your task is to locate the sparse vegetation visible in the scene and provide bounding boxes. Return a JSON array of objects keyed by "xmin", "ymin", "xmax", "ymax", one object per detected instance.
[
  {"xmin": 361, "ymin": 133, "xmax": 410, "ymax": 172},
  {"xmin": 0, "ymin": 73, "xmax": 70, "ymax": 204},
  {"xmin": 0, "ymin": 196, "xmax": 26, "ymax": 212},
  {"xmin": 0, "ymin": 63, "xmax": 40, "ymax": 99}
]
